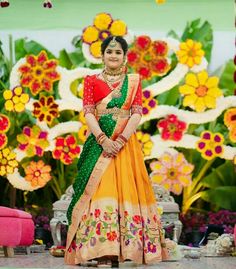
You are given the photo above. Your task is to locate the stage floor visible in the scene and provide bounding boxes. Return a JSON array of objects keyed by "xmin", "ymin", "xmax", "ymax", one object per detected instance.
[{"xmin": 0, "ymin": 252, "xmax": 235, "ymax": 269}]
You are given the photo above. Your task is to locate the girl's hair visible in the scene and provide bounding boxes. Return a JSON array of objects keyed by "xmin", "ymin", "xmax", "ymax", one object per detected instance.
[{"xmin": 101, "ymin": 36, "xmax": 128, "ymax": 55}]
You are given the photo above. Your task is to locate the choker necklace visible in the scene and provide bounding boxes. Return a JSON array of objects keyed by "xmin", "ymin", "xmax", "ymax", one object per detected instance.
[
  {"xmin": 103, "ymin": 66, "xmax": 124, "ymax": 76},
  {"xmin": 102, "ymin": 71, "xmax": 122, "ymax": 83}
]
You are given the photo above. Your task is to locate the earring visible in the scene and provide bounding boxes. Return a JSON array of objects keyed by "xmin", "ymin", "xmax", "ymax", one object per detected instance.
[{"xmin": 123, "ymin": 58, "xmax": 127, "ymax": 65}]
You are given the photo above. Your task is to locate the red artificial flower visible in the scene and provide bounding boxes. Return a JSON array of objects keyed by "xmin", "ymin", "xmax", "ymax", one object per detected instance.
[
  {"xmin": 0, "ymin": 114, "xmax": 10, "ymax": 133},
  {"xmin": 158, "ymin": 114, "xmax": 187, "ymax": 141},
  {"xmin": 151, "ymin": 58, "xmax": 170, "ymax": 75},
  {"xmin": 152, "ymin": 40, "xmax": 168, "ymax": 56},
  {"xmin": 127, "ymin": 50, "xmax": 140, "ymax": 65},
  {"xmin": 137, "ymin": 65, "xmax": 152, "ymax": 80},
  {"xmin": 135, "ymin": 36, "xmax": 151, "ymax": 50},
  {"xmin": 52, "ymin": 135, "xmax": 80, "ymax": 165},
  {"xmin": 0, "ymin": 133, "xmax": 8, "ymax": 149}
]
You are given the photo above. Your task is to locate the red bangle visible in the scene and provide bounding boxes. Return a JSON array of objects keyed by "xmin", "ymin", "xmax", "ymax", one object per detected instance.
[
  {"xmin": 96, "ymin": 132, "xmax": 105, "ymax": 143},
  {"xmin": 118, "ymin": 134, "xmax": 128, "ymax": 143}
]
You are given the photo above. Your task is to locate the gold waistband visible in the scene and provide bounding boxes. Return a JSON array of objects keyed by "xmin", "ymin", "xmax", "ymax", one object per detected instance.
[{"xmin": 96, "ymin": 107, "xmax": 130, "ymax": 119}]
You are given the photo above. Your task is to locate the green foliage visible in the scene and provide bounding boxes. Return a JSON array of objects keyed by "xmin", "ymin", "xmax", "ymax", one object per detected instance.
[
  {"xmin": 218, "ymin": 60, "xmax": 235, "ymax": 96},
  {"xmin": 15, "ymin": 39, "xmax": 56, "ymax": 61},
  {"xmin": 157, "ymin": 86, "xmax": 180, "ymax": 106},
  {"xmin": 201, "ymin": 161, "xmax": 236, "ymax": 211}
]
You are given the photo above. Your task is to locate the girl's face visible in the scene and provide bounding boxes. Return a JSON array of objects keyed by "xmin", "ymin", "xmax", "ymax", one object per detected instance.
[{"xmin": 103, "ymin": 41, "xmax": 125, "ymax": 70}]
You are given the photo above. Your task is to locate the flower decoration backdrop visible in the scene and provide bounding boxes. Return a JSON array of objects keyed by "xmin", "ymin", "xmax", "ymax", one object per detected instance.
[{"xmin": 0, "ymin": 13, "xmax": 235, "ymax": 218}]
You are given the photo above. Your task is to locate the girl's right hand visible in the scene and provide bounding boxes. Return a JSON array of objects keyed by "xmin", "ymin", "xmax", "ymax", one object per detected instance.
[{"xmin": 101, "ymin": 138, "xmax": 119, "ymax": 157}]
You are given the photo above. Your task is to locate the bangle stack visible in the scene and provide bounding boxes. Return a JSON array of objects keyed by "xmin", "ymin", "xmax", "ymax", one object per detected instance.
[
  {"xmin": 119, "ymin": 134, "xmax": 128, "ymax": 143},
  {"xmin": 116, "ymin": 134, "xmax": 128, "ymax": 147},
  {"xmin": 96, "ymin": 132, "xmax": 107, "ymax": 145}
]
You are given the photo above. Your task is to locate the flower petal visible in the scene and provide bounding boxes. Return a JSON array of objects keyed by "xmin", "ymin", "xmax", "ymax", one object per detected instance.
[
  {"xmin": 206, "ymin": 77, "xmax": 219, "ymax": 88},
  {"xmin": 197, "ymin": 70, "xmax": 208, "ymax": 85},
  {"xmin": 179, "ymin": 85, "xmax": 195, "ymax": 95},
  {"xmin": 185, "ymin": 73, "xmax": 199, "ymax": 87},
  {"xmin": 195, "ymin": 97, "xmax": 206, "ymax": 112}
]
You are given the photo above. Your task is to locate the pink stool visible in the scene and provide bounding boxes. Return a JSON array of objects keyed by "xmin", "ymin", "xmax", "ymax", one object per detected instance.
[{"xmin": 0, "ymin": 206, "xmax": 34, "ymax": 257}]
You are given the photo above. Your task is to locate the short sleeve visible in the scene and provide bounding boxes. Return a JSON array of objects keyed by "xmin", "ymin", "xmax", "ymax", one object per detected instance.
[
  {"xmin": 83, "ymin": 75, "xmax": 95, "ymax": 115},
  {"xmin": 131, "ymin": 77, "xmax": 142, "ymax": 115}
]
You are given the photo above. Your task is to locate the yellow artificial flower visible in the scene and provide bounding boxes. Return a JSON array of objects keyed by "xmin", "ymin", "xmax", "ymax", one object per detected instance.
[
  {"xmin": 179, "ymin": 70, "xmax": 222, "ymax": 112},
  {"xmin": 136, "ymin": 131, "xmax": 153, "ymax": 156},
  {"xmin": 78, "ymin": 125, "xmax": 88, "ymax": 143},
  {"xmin": 0, "ymin": 147, "xmax": 18, "ymax": 176},
  {"xmin": 156, "ymin": 0, "xmax": 166, "ymax": 3},
  {"xmin": 196, "ymin": 131, "xmax": 224, "ymax": 160},
  {"xmin": 3, "ymin": 87, "xmax": 29, "ymax": 112},
  {"xmin": 90, "ymin": 41, "xmax": 102, "ymax": 58},
  {"xmin": 82, "ymin": 13, "xmax": 128, "ymax": 60},
  {"xmin": 82, "ymin": 26, "xmax": 99, "ymax": 44},
  {"xmin": 78, "ymin": 111, "xmax": 86, "ymax": 125},
  {"xmin": 93, "ymin": 13, "xmax": 112, "ymax": 30},
  {"xmin": 176, "ymin": 39, "xmax": 205, "ymax": 68},
  {"xmin": 110, "ymin": 20, "xmax": 127, "ymax": 36}
]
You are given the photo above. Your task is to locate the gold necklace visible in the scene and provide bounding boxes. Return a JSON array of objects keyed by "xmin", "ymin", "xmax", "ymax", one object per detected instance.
[
  {"xmin": 104, "ymin": 66, "xmax": 123, "ymax": 76},
  {"xmin": 101, "ymin": 73, "xmax": 125, "ymax": 98},
  {"xmin": 102, "ymin": 71, "xmax": 123, "ymax": 83}
]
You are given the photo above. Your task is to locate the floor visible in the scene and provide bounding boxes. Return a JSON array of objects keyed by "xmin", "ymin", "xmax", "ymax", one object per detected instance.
[{"xmin": 0, "ymin": 252, "xmax": 235, "ymax": 269}]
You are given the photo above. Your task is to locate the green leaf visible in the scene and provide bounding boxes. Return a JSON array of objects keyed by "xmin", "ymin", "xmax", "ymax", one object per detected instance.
[
  {"xmin": 218, "ymin": 60, "xmax": 235, "ymax": 96},
  {"xmin": 58, "ymin": 49, "xmax": 73, "ymax": 69},
  {"xmin": 91, "ymin": 221, "xmax": 97, "ymax": 227},
  {"xmin": 127, "ymin": 234, "xmax": 134, "ymax": 239},
  {"xmin": 167, "ymin": 30, "xmax": 180, "ymax": 40},
  {"xmin": 72, "ymin": 35, "xmax": 82, "ymax": 49},
  {"xmin": 99, "ymin": 237, "xmax": 106, "ymax": 243},
  {"xmin": 102, "ymin": 222, "xmax": 108, "ymax": 228},
  {"xmin": 202, "ymin": 161, "xmax": 236, "ymax": 188},
  {"xmin": 201, "ymin": 187, "xmax": 236, "ymax": 211},
  {"xmin": 88, "ymin": 231, "xmax": 95, "ymax": 238},
  {"xmin": 200, "ymin": 161, "xmax": 236, "ymax": 210},
  {"xmin": 157, "ymin": 86, "xmax": 180, "ymax": 106},
  {"xmin": 15, "ymin": 39, "xmax": 27, "ymax": 61},
  {"xmin": 181, "ymin": 19, "xmax": 213, "ymax": 62},
  {"xmin": 106, "ymin": 206, "xmax": 113, "ymax": 213},
  {"xmin": 0, "ymin": 40, "xmax": 10, "ymax": 87},
  {"xmin": 68, "ymin": 51, "xmax": 85, "ymax": 67},
  {"xmin": 111, "ymin": 223, "xmax": 118, "ymax": 229},
  {"xmin": 14, "ymin": 38, "xmax": 56, "ymax": 61}
]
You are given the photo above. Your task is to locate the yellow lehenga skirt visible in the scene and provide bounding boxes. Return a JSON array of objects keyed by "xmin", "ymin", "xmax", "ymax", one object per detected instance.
[{"xmin": 73, "ymin": 133, "xmax": 168, "ymax": 264}]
